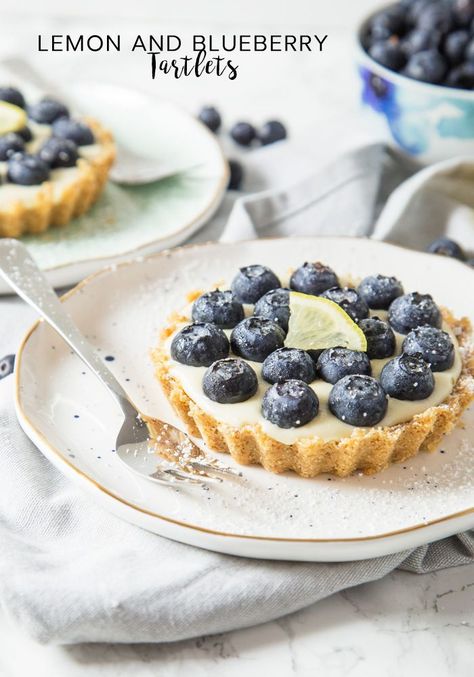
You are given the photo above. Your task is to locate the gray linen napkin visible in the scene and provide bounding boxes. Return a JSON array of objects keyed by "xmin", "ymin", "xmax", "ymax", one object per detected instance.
[{"xmin": 0, "ymin": 142, "xmax": 473, "ymax": 645}]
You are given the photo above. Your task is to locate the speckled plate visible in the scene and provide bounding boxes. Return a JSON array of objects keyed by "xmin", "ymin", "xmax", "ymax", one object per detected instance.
[
  {"xmin": 15, "ymin": 238, "xmax": 474, "ymax": 561},
  {"xmin": 0, "ymin": 82, "xmax": 228, "ymax": 294}
]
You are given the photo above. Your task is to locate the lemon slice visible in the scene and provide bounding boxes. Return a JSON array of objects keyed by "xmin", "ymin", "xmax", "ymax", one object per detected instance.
[
  {"xmin": 0, "ymin": 101, "xmax": 27, "ymax": 136},
  {"xmin": 284, "ymin": 292, "xmax": 367, "ymax": 352}
]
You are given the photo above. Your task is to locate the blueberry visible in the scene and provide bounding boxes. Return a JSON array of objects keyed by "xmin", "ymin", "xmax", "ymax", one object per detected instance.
[
  {"xmin": 203, "ymin": 358, "xmax": 258, "ymax": 404},
  {"xmin": 0, "ymin": 354, "xmax": 15, "ymax": 380},
  {"xmin": 402, "ymin": 29, "xmax": 442, "ymax": 57},
  {"xmin": 38, "ymin": 137, "xmax": 79, "ymax": 168},
  {"xmin": 198, "ymin": 106, "xmax": 221, "ymax": 132},
  {"xmin": 359, "ymin": 317, "xmax": 396, "ymax": 359},
  {"xmin": 357, "ymin": 274, "xmax": 404, "ymax": 310},
  {"xmin": 380, "ymin": 353, "xmax": 435, "ymax": 400},
  {"xmin": 417, "ymin": 4, "xmax": 454, "ymax": 34},
  {"xmin": 230, "ymin": 121, "xmax": 256, "ymax": 147},
  {"xmin": 254, "ymin": 288, "xmax": 290, "ymax": 332},
  {"xmin": 228, "ymin": 159, "xmax": 244, "ymax": 190},
  {"xmin": 402, "ymin": 326, "xmax": 455, "ymax": 372},
  {"xmin": 465, "ymin": 37, "xmax": 474, "ymax": 62},
  {"xmin": 262, "ymin": 347, "xmax": 316, "ymax": 384},
  {"xmin": 191, "ymin": 289, "xmax": 244, "ymax": 329},
  {"xmin": 27, "ymin": 98, "xmax": 69, "ymax": 124},
  {"xmin": 170, "ymin": 323, "xmax": 229, "ymax": 367},
  {"xmin": 369, "ymin": 41, "xmax": 407, "ymax": 71},
  {"xmin": 231, "ymin": 265, "xmax": 280, "ymax": 304},
  {"xmin": 0, "ymin": 86, "xmax": 25, "ymax": 109},
  {"xmin": 290, "ymin": 262, "xmax": 339, "ymax": 296},
  {"xmin": 388, "ymin": 292, "xmax": 442, "ymax": 334},
  {"xmin": 427, "ymin": 237, "xmax": 465, "ymax": 260},
  {"xmin": 445, "ymin": 61, "xmax": 474, "ymax": 88},
  {"xmin": 317, "ymin": 347, "xmax": 371, "ymax": 384},
  {"xmin": 370, "ymin": 7, "xmax": 407, "ymax": 41},
  {"xmin": 328, "ymin": 375, "xmax": 388, "ymax": 426},
  {"xmin": 52, "ymin": 118, "xmax": 94, "ymax": 146},
  {"xmin": 262, "ymin": 379, "xmax": 319, "ymax": 429},
  {"xmin": 257, "ymin": 120, "xmax": 287, "ymax": 146},
  {"xmin": 230, "ymin": 317, "xmax": 285, "ymax": 362},
  {"xmin": 0, "ymin": 133, "xmax": 25, "ymax": 161},
  {"xmin": 405, "ymin": 0, "xmax": 432, "ymax": 23},
  {"xmin": 443, "ymin": 30, "xmax": 470, "ymax": 65},
  {"xmin": 16, "ymin": 126, "xmax": 32, "ymax": 142},
  {"xmin": 7, "ymin": 153, "xmax": 50, "ymax": 186},
  {"xmin": 403, "ymin": 49, "xmax": 448, "ymax": 83},
  {"xmin": 320, "ymin": 287, "xmax": 370, "ymax": 322},
  {"xmin": 452, "ymin": 0, "xmax": 474, "ymax": 27}
]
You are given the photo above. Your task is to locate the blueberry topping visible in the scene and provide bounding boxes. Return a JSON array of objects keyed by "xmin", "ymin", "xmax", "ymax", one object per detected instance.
[
  {"xmin": 203, "ymin": 358, "xmax": 258, "ymax": 404},
  {"xmin": 231, "ymin": 317, "xmax": 285, "ymax": 362},
  {"xmin": 254, "ymin": 288, "xmax": 290, "ymax": 332},
  {"xmin": 402, "ymin": 326, "xmax": 455, "ymax": 372},
  {"xmin": 7, "ymin": 153, "xmax": 50, "ymax": 186},
  {"xmin": 257, "ymin": 120, "xmax": 287, "ymax": 146},
  {"xmin": 198, "ymin": 106, "xmax": 221, "ymax": 133},
  {"xmin": 317, "ymin": 347, "xmax": 371, "ymax": 384},
  {"xmin": 231, "ymin": 265, "xmax": 280, "ymax": 304},
  {"xmin": 369, "ymin": 41, "xmax": 407, "ymax": 71},
  {"xmin": 262, "ymin": 347, "xmax": 316, "ymax": 384},
  {"xmin": 380, "ymin": 353, "xmax": 435, "ymax": 400},
  {"xmin": 16, "ymin": 126, "xmax": 33, "ymax": 142},
  {"xmin": 427, "ymin": 237, "xmax": 465, "ymax": 260},
  {"xmin": 170, "ymin": 323, "xmax": 229, "ymax": 367},
  {"xmin": 403, "ymin": 49, "xmax": 448, "ymax": 83},
  {"xmin": 320, "ymin": 287, "xmax": 370, "ymax": 322},
  {"xmin": 262, "ymin": 379, "xmax": 319, "ymax": 429},
  {"xmin": 230, "ymin": 121, "xmax": 256, "ymax": 147},
  {"xmin": 328, "ymin": 375, "xmax": 388, "ymax": 427},
  {"xmin": 453, "ymin": 0, "xmax": 474, "ymax": 26},
  {"xmin": 28, "ymin": 98, "xmax": 69, "ymax": 124},
  {"xmin": 388, "ymin": 292, "xmax": 442, "ymax": 334},
  {"xmin": 359, "ymin": 317, "xmax": 396, "ymax": 359},
  {"xmin": 357, "ymin": 274, "xmax": 404, "ymax": 310},
  {"xmin": 0, "ymin": 86, "xmax": 25, "ymax": 109},
  {"xmin": 191, "ymin": 289, "xmax": 244, "ymax": 329},
  {"xmin": 0, "ymin": 133, "xmax": 25, "ymax": 161},
  {"xmin": 227, "ymin": 159, "xmax": 244, "ymax": 190},
  {"xmin": 38, "ymin": 137, "xmax": 79, "ymax": 168},
  {"xmin": 290, "ymin": 262, "xmax": 339, "ymax": 296},
  {"xmin": 52, "ymin": 118, "xmax": 94, "ymax": 146}
]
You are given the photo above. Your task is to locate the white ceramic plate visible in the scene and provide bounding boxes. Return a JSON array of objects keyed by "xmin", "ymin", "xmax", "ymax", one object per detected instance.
[
  {"xmin": 0, "ymin": 82, "xmax": 228, "ymax": 293},
  {"xmin": 15, "ymin": 238, "xmax": 474, "ymax": 561}
]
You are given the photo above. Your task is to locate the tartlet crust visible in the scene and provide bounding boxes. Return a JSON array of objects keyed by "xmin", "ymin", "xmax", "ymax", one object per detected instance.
[
  {"xmin": 152, "ymin": 309, "xmax": 474, "ymax": 478},
  {"xmin": 0, "ymin": 117, "xmax": 115, "ymax": 237}
]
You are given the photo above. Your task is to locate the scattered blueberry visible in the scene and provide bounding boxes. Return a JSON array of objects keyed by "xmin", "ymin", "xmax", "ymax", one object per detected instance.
[
  {"xmin": 198, "ymin": 106, "xmax": 221, "ymax": 133},
  {"xmin": 230, "ymin": 121, "xmax": 256, "ymax": 147},
  {"xmin": 0, "ymin": 86, "xmax": 25, "ymax": 109},
  {"xmin": 52, "ymin": 118, "xmax": 94, "ymax": 146},
  {"xmin": 7, "ymin": 153, "xmax": 50, "ymax": 186},
  {"xmin": 0, "ymin": 133, "xmax": 25, "ymax": 161},
  {"xmin": 0, "ymin": 354, "xmax": 15, "ymax": 379},
  {"xmin": 380, "ymin": 352, "xmax": 435, "ymax": 400},
  {"xmin": 38, "ymin": 137, "xmax": 79, "ymax": 168},
  {"xmin": 359, "ymin": 317, "xmax": 396, "ymax": 359},
  {"xmin": 369, "ymin": 41, "xmax": 407, "ymax": 71},
  {"xmin": 262, "ymin": 347, "xmax": 316, "ymax": 384},
  {"xmin": 427, "ymin": 237, "xmax": 465, "ymax": 260},
  {"xmin": 357, "ymin": 274, "xmax": 404, "ymax": 310},
  {"xmin": 317, "ymin": 347, "xmax": 371, "ymax": 384},
  {"xmin": 257, "ymin": 120, "xmax": 287, "ymax": 146},
  {"xmin": 262, "ymin": 379, "xmax": 319, "ymax": 428},
  {"xmin": 328, "ymin": 374, "xmax": 388, "ymax": 426},
  {"xmin": 192, "ymin": 289, "xmax": 244, "ymax": 329},
  {"xmin": 320, "ymin": 287, "xmax": 370, "ymax": 322},
  {"xmin": 403, "ymin": 49, "xmax": 448, "ymax": 83},
  {"xmin": 402, "ymin": 325, "xmax": 455, "ymax": 371},
  {"xmin": 203, "ymin": 358, "xmax": 258, "ymax": 404},
  {"xmin": 27, "ymin": 98, "xmax": 69, "ymax": 124},
  {"xmin": 388, "ymin": 292, "xmax": 442, "ymax": 334},
  {"xmin": 231, "ymin": 317, "xmax": 285, "ymax": 362},
  {"xmin": 254, "ymin": 288, "xmax": 290, "ymax": 332},
  {"xmin": 228, "ymin": 159, "xmax": 244, "ymax": 190},
  {"xmin": 231, "ymin": 265, "xmax": 280, "ymax": 304},
  {"xmin": 170, "ymin": 323, "xmax": 229, "ymax": 367},
  {"xmin": 290, "ymin": 262, "xmax": 339, "ymax": 296}
]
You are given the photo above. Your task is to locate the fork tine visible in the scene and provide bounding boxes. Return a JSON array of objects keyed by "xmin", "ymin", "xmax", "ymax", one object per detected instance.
[
  {"xmin": 150, "ymin": 468, "xmax": 207, "ymax": 486},
  {"xmin": 187, "ymin": 460, "xmax": 243, "ymax": 480},
  {"xmin": 163, "ymin": 467, "xmax": 222, "ymax": 484}
]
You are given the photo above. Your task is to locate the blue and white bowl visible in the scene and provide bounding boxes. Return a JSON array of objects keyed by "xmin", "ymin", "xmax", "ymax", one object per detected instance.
[{"xmin": 356, "ymin": 10, "xmax": 474, "ymax": 164}]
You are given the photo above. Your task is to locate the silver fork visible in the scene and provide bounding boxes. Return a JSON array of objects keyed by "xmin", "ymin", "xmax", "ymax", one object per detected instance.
[{"xmin": 0, "ymin": 239, "xmax": 238, "ymax": 487}]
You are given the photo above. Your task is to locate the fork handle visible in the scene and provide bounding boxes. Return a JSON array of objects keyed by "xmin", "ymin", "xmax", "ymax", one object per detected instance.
[{"xmin": 0, "ymin": 240, "xmax": 133, "ymax": 414}]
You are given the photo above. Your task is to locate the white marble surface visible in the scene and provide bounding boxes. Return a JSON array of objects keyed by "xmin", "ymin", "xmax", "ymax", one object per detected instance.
[{"xmin": 0, "ymin": 1, "xmax": 473, "ymax": 674}]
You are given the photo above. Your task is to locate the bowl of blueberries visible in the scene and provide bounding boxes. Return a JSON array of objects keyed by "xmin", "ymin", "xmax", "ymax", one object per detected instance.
[{"xmin": 357, "ymin": 0, "xmax": 474, "ymax": 162}]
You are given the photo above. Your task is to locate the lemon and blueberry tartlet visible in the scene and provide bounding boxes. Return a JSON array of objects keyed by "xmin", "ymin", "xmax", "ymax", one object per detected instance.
[
  {"xmin": 153, "ymin": 261, "xmax": 474, "ymax": 478},
  {"xmin": 0, "ymin": 86, "xmax": 115, "ymax": 237}
]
